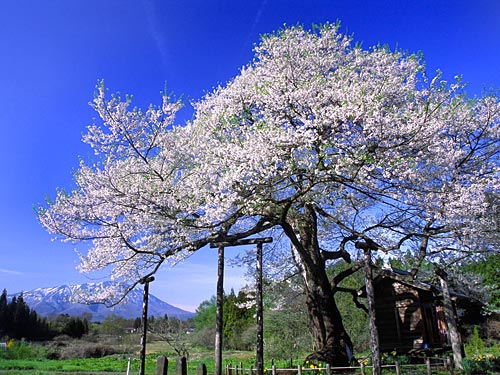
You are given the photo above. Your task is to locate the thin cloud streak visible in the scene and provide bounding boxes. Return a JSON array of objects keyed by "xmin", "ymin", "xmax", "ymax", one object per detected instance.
[
  {"xmin": 0, "ymin": 268, "xmax": 24, "ymax": 276},
  {"xmin": 142, "ymin": 0, "xmax": 170, "ymax": 71},
  {"xmin": 243, "ymin": 0, "xmax": 268, "ymax": 55}
]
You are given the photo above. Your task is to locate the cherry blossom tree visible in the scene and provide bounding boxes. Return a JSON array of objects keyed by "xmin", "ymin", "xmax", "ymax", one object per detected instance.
[{"xmin": 39, "ymin": 24, "xmax": 500, "ymax": 366}]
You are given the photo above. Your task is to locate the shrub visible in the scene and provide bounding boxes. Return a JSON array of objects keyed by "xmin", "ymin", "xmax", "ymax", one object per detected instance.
[
  {"xmin": 487, "ymin": 342, "xmax": 500, "ymax": 357},
  {"xmin": 380, "ymin": 353, "xmax": 409, "ymax": 365},
  {"xmin": 465, "ymin": 327, "xmax": 485, "ymax": 357},
  {"xmin": 59, "ymin": 341, "xmax": 118, "ymax": 359},
  {"xmin": 462, "ymin": 356, "xmax": 493, "ymax": 374},
  {"xmin": 0, "ymin": 340, "xmax": 40, "ymax": 360},
  {"xmin": 190, "ymin": 327, "xmax": 215, "ymax": 349}
]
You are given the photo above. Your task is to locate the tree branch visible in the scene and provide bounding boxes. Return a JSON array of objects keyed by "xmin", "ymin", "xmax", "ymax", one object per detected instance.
[
  {"xmin": 334, "ymin": 287, "xmax": 368, "ymax": 313},
  {"xmin": 331, "ymin": 261, "xmax": 364, "ymax": 289}
]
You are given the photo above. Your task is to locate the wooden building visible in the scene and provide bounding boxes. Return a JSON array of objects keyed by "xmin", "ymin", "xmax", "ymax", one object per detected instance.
[{"xmin": 359, "ymin": 268, "xmax": 481, "ymax": 355}]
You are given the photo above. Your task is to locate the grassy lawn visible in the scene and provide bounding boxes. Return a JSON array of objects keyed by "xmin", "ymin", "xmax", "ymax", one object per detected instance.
[
  {"xmin": 0, "ymin": 350, "xmax": 265, "ymax": 374},
  {"xmin": 0, "ymin": 355, "xmax": 460, "ymax": 375},
  {"xmin": 0, "ymin": 340, "xmax": 482, "ymax": 375},
  {"xmin": 0, "ymin": 350, "xmax": 318, "ymax": 375},
  {"xmin": 0, "ymin": 355, "xmax": 137, "ymax": 373}
]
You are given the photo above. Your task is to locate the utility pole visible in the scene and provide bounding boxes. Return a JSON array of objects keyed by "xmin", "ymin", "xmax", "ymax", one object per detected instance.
[{"xmin": 210, "ymin": 237, "xmax": 272, "ymax": 375}]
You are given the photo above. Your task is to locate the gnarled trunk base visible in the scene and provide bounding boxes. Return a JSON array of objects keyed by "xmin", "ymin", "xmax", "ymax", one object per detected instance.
[{"xmin": 305, "ymin": 336, "xmax": 354, "ymax": 367}]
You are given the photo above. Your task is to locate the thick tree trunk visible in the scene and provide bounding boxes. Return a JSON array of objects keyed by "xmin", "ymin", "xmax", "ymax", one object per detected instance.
[
  {"xmin": 302, "ymin": 272, "xmax": 354, "ymax": 367},
  {"xmin": 284, "ymin": 205, "xmax": 353, "ymax": 367}
]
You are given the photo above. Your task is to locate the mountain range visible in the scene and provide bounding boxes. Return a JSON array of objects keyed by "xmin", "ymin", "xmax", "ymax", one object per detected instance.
[{"xmin": 9, "ymin": 282, "xmax": 195, "ymax": 321}]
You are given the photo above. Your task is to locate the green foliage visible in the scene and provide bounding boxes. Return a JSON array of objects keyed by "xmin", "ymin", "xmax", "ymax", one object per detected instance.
[
  {"xmin": 463, "ymin": 253, "xmax": 500, "ymax": 308},
  {"xmin": 193, "ymin": 296, "xmax": 217, "ymax": 331},
  {"xmin": 191, "ymin": 296, "xmax": 217, "ymax": 349},
  {"xmin": 223, "ymin": 289, "xmax": 255, "ymax": 350},
  {"xmin": 264, "ymin": 307, "xmax": 312, "ymax": 359},
  {"xmin": 380, "ymin": 352, "xmax": 410, "ymax": 365},
  {"xmin": 0, "ymin": 354, "xmax": 141, "ymax": 373},
  {"xmin": 463, "ymin": 325, "xmax": 500, "ymax": 374},
  {"xmin": 0, "ymin": 340, "xmax": 49, "ymax": 360},
  {"xmin": 98, "ymin": 313, "xmax": 129, "ymax": 335},
  {"xmin": 462, "ymin": 356, "xmax": 496, "ymax": 374},
  {"xmin": 465, "ymin": 327, "xmax": 485, "ymax": 357},
  {"xmin": 327, "ymin": 261, "xmax": 370, "ymax": 351},
  {"xmin": 191, "ymin": 290, "xmax": 256, "ymax": 351},
  {"xmin": 1, "ymin": 348, "xmax": 307, "ymax": 374},
  {"xmin": 0, "ymin": 340, "xmax": 31, "ymax": 360},
  {"xmin": 48, "ymin": 314, "xmax": 89, "ymax": 339}
]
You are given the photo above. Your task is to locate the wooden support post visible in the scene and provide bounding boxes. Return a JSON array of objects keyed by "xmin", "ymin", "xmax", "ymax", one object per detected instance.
[
  {"xmin": 215, "ymin": 245, "xmax": 225, "ymax": 375},
  {"xmin": 446, "ymin": 356, "xmax": 454, "ymax": 375},
  {"xmin": 394, "ymin": 361, "xmax": 400, "ymax": 375},
  {"xmin": 197, "ymin": 363, "xmax": 207, "ymax": 375},
  {"xmin": 426, "ymin": 357, "xmax": 431, "ymax": 375},
  {"xmin": 256, "ymin": 241, "xmax": 264, "ymax": 375},
  {"xmin": 139, "ymin": 276, "xmax": 155, "ymax": 375},
  {"xmin": 176, "ymin": 357, "xmax": 187, "ymax": 375},
  {"xmin": 156, "ymin": 355, "xmax": 168, "ymax": 375},
  {"xmin": 360, "ymin": 362, "xmax": 365, "ymax": 375},
  {"xmin": 362, "ymin": 247, "xmax": 381, "ymax": 375}
]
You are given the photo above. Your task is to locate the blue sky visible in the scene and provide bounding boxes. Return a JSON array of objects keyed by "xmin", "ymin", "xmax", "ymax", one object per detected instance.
[{"xmin": 1, "ymin": 0, "xmax": 499, "ymax": 312}]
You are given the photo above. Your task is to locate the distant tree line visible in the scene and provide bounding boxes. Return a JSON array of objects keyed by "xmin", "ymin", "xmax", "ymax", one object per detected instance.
[
  {"xmin": 0, "ymin": 289, "xmax": 50, "ymax": 340},
  {"xmin": 0, "ymin": 289, "xmax": 89, "ymax": 340}
]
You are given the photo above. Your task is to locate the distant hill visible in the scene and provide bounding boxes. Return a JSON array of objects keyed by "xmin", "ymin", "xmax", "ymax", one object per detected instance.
[{"xmin": 9, "ymin": 282, "xmax": 195, "ymax": 321}]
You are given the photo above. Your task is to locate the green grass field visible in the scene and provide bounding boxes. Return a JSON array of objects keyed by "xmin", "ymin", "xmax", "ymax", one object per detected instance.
[
  {"xmin": 1, "ymin": 339, "xmax": 491, "ymax": 375},
  {"xmin": 0, "ymin": 354, "xmax": 462, "ymax": 375},
  {"xmin": 0, "ymin": 350, "xmax": 298, "ymax": 375}
]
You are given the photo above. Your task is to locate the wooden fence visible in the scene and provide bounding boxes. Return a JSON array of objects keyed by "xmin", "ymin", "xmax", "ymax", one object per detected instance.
[
  {"xmin": 224, "ymin": 356, "xmax": 456, "ymax": 375},
  {"xmin": 153, "ymin": 355, "xmax": 456, "ymax": 375}
]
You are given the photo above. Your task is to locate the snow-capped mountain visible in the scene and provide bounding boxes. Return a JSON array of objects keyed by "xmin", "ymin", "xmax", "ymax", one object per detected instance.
[{"xmin": 9, "ymin": 282, "xmax": 195, "ymax": 321}]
